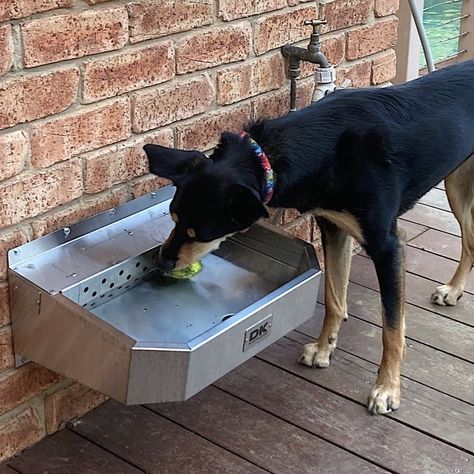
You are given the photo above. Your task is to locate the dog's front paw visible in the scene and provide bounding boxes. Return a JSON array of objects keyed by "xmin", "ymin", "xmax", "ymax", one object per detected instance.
[
  {"xmin": 367, "ymin": 384, "xmax": 400, "ymax": 415},
  {"xmin": 431, "ymin": 284, "xmax": 463, "ymax": 306},
  {"xmin": 298, "ymin": 340, "xmax": 335, "ymax": 368}
]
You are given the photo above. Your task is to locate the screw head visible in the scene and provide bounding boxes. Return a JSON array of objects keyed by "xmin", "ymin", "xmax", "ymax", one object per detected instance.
[{"xmin": 63, "ymin": 227, "xmax": 71, "ymax": 237}]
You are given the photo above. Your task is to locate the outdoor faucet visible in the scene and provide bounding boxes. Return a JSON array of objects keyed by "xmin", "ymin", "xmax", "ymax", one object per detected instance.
[{"xmin": 281, "ymin": 19, "xmax": 340, "ymax": 110}]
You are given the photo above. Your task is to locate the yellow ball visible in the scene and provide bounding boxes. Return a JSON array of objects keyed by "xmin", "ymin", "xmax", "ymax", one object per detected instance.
[{"xmin": 168, "ymin": 261, "xmax": 203, "ymax": 279}]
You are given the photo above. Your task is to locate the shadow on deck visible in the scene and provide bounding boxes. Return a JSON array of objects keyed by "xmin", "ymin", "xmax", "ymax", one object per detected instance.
[{"xmin": 2, "ymin": 183, "xmax": 473, "ymax": 473}]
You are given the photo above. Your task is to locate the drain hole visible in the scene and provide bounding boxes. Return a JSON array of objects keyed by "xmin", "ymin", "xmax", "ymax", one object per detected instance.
[
  {"xmin": 109, "ymin": 283, "xmax": 114, "ymax": 289},
  {"xmin": 126, "ymin": 274, "xmax": 131, "ymax": 280},
  {"xmin": 119, "ymin": 270, "xmax": 124, "ymax": 276},
  {"xmin": 91, "ymin": 302, "xmax": 95, "ymax": 307},
  {"xmin": 101, "ymin": 278, "xmax": 107, "ymax": 284},
  {"xmin": 100, "ymin": 294, "xmax": 105, "ymax": 299},
  {"xmin": 83, "ymin": 287, "xmax": 89, "ymax": 293},
  {"xmin": 221, "ymin": 313, "xmax": 234, "ymax": 322},
  {"xmin": 143, "ymin": 266, "xmax": 148, "ymax": 272},
  {"xmin": 135, "ymin": 262, "xmax": 141, "ymax": 268},
  {"xmin": 92, "ymin": 291, "xmax": 97, "ymax": 297},
  {"xmin": 118, "ymin": 286, "xmax": 123, "ymax": 290}
]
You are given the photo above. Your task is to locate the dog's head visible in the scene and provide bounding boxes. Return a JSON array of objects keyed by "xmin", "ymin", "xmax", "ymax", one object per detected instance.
[{"xmin": 144, "ymin": 134, "xmax": 269, "ymax": 272}]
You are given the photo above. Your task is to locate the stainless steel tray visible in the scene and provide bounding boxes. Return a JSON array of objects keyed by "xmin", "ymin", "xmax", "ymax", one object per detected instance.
[{"xmin": 8, "ymin": 186, "xmax": 321, "ymax": 404}]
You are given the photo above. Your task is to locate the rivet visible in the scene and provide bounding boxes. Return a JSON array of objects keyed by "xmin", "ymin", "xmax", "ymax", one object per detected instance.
[
  {"xmin": 454, "ymin": 469, "xmax": 460, "ymax": 473},
  {"xmin": 364, "ymin": 380, "xmax": 370, "ymax": 384},
  {"xmin": 354, "ymin": 390, "xmax": 359, "ymax": 394},
  {"xmin": 128, "ymin": 231, "xmax": 134, "ymax": 236},
  {"xmin": 151, "ymin": 192, "xmax": 157, "ymax": 199},
  {"xmin": 408, "ymin": 344, "xmax": 413, "ymax": 348},
  {"xmin": 13, "ymin": 249, "xmax": 19, "ymax": 254},
  {"xmin": 463, "ymin": 458, "xmax": 469, "ymax": 462},
  {"xmin": 13, "ymin": 286, "xmax": 18, "ymax": 291},
  {"xmin": 71, "ymin": 273, "xmax": 77, "ymax": 277},
  {"xmin": 63, "ymin": 227, "xmax": 71, "ymax": 238},
  {"xmin": 109, "ymin": 209, "xmax": 117, "ymax": 215}
]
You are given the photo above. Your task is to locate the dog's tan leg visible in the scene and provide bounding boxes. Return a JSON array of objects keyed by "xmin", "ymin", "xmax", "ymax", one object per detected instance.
[
  {"xmin": 432, "ymin": 155, "xmax": 474, "ymax": 306},
  {"xmin": 367, "ymin": 229, "xmax": 405, "ymax": 415},
  {"xmin": 299, "ymin": 218, "xmax": 352, "ymax": 368}
]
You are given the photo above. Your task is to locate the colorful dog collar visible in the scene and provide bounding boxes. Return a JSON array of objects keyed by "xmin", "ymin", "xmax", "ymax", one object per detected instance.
[{"xmin": 239, "ymin": 131, "xmax": 275, "ymax": 204}]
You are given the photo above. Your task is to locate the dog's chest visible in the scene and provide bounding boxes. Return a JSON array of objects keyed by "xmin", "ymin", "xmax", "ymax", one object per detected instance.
[{"xmin": 312, "ymin": 208, "xmax": 364, "ymax": 243}]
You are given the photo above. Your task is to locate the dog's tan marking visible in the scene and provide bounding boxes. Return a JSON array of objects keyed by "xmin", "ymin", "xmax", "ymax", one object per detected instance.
[
  {"xmin": 171, "ymin": 212, "xmax": 179, "ymax": 223},
  {"xmin": 187, "ymin": 228, "xmax": 196, "ymax": 238},
  {"xmin": 299, "ymin": 219, "xmax": 352, "ymax": 368},
  {"xmin": 312, "ymin": 209, "xmax": 364, "ymax": 244},
  {"xmin": 174, "ymin": 234, "xmax": 234, "ymax": 270},
  {"xmin": 432, "ymin": 154, "xmax": 474, "ymax": 306},
  {"xmin": 368, "ymin": 236, "xmax": 405, "ymax": 415}
]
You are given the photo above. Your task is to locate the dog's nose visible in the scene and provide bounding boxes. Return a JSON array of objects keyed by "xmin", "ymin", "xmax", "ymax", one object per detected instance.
[{"xmin": 155, "ymin": 247, "xmax": 176, "ymax": 274}]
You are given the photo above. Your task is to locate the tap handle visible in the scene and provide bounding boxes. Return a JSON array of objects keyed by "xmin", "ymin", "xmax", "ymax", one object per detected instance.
[{"xmin": 303, "ymin": 19, "xmax": 327, "ymax": 33}]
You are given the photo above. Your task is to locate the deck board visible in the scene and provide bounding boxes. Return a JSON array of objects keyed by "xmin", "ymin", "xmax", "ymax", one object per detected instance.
[
  {"xmin": 409, "ymin": 228, "xmax": 461, "ymax": 261},
  {"xmin": 214, "ymin": 358, "xmax": 471, "ymax": 473},
  {"xmin": 259, "ymin": 336, "xmax": 474, "ymax": 454},
  {"xmin": 149, "ymin": 387, "xmax": 385, "ymax": 474},
  {"xmin": 71, "ymin": 401, "xmax": 264, "ymax": 474},
  {"xmin": 2, "ymin": 189, "xmax": 473, "ymax": 473},
  {"xmin": 7, "ymin": 430, "xmax": 142, "ymax": 474},
  {"xmin": 297, "ymin": 311, "xmax": 474, "ymax": 405}
]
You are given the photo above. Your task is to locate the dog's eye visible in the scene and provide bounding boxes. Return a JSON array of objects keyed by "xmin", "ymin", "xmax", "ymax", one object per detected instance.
[
  {"xmin": 187, "ymin": 228, "xmax": 196, "ymax": 238},
  {"xmin": 171, "ymin": 212, "xmax": 179, "ymax": 223}
]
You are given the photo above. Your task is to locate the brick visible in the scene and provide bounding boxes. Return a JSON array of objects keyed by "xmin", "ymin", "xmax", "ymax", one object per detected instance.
[
  {"xmin": 0, "ymin": 159, "xmax": 83, "ymax": 228},
  {"xmin": 0, "ymin": 327, "xmax": 14, "ymax": 371},
  {"xmin": 0, "ymin": 68, "xmax": 79, "ymax": 130},
  {"xmin": 346, "ymin": 17, "xmax": 399, "ymax": 60},
  {"xmin": 217, "ymin": 53, "xmax": 284, "ymax": 105},
  {"xmin": 132, "ymin": 76, "xmax": 212, "ymax": 132},
  {"xmin": 295, "ymin": 79, "xmax": 314, "ymax": 109},
  {"xmin": 336, "ymin": 59, "xmax": 372, "ymax": 87},
  {"xmin": 319, "ymin": 0, "xmax": 372, "ymax": 33},
  {"xmin": 131, "ymin": 175, "xmax": 171, "ymax": 199},
  {"xmin": 283, "ymin": 208, "xmax": 301, "ymax": 224},
  {"xmin": 0, "ymin": 229, "xmax": 28, "ymax": 280},
  {"xmin": 284, "ymin": 214, "xmax": 314, "ymax": 241},
  {"xmin": 176, "ymin": 23, "xmax": 252, "ymax": 74},
  {"xmin": 252, "ymin": 78, "xmax": 314, "ymax": 119},
  {"xmin": 0, "ymin": 364, "xmax": 60, "ymax": 416},
  {"xmin": 0, "ymin": 0, "xmax": 73, "ymax": 21},
  {"xmin": 253, "ymin": 87, "xmax": 289, "ymax": 119},
  {"xmin": 0, "ymin": 283, "xmax": 10, "ymax": 326},
  {"xmin": 371, "ymin": 49, "xmax": 397, "ymax": 84},
  {"xmin": 45, "ymin": 382, "xmax": 107, "ymax": 434},
  {"xmin": 0, "ymin": 131, "xmax": 28, "ymax": 181},
  {"xmin": 0, "ymin": 404, "xmax": 44, "ymax": 462},
  {"xmin": 375, "ymin": 0, "xmax": 399, "ymax": 17},
  {"xmin": 254, "ymin": 6, "xmax": 316, "ymax": 55},
  {"xmin": 31, "ymin": 188, "xmax": 128, "ymax": 239},
  {"xmin": 83, "ymin": 129, "xmax": 174, "ymax": 194},
  {"xmin": 128, "ymin": 0, "xmax": 213, "ymax": 43},
  {"xmin": 176, "ymin": 103, "xmax": 252, "ymax": 151},
  {"xmin": 0, "ymin": 25, "xmax": 13, "ymax": 77},
  {"xmin": 22, "ymin": 7, "xmax": 128, "ymax": 68},
  {"xmin": 300, "ymin": 33, "xmax": 345, "ymax": 77},
  {"xmin": 83, "ymin": 41, "xmax": 174, "ymax": 103},
  {"xmin": 30, "ymin": 98, "xmax": 131, "ymax": 168},
  {"xmin": 219, "ymin": 0, "xmax": 287, "ymax": 21}
]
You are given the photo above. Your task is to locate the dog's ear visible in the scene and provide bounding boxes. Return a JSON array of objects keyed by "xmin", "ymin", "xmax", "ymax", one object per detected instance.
[
  {"xmin": 226, "ymin": 185, "xmax": 269, "ymax": 227},
  {"xmin": 144, "ymin": 144, "xmax": 207, "ymax": 183}
]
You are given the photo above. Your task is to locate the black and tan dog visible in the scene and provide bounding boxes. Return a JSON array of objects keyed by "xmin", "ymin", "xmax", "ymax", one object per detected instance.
[{"xmin": 144, "ymin": 60, "xmax": 474, "ymax": 415}]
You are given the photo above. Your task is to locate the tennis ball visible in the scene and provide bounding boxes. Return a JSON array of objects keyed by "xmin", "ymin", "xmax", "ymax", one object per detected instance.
[{"xmin": 168, "ymin": 261, "xmax": 202, "ymax": 279}]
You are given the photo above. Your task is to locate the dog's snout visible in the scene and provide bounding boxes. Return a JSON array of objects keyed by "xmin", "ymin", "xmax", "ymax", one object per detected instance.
[{"xmin": 155, "ymin": 246, "xmax": 176, "ymax": 274}]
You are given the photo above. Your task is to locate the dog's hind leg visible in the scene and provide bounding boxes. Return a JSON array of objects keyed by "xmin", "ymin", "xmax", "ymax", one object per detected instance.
[
  {"xmin": 432, "ymin": 154, "xmax": 474, "ymax": 306},
  {"xmin": 299, "ymin": 218, "xmax": 352, "ymax": 368},
  {"xmin": 366, "ymin": 228, "xmax": 405, "ymax": 415}
]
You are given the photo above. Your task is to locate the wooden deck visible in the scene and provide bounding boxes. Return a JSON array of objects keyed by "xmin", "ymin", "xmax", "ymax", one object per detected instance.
[{"xmin": 3, "ymin": 184, "xmax": 474, "ymax": 474}]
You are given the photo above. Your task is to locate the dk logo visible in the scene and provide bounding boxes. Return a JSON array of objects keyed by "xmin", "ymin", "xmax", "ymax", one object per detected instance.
[{"xmin": 243, "ymin": 314, "xmax": 273, "ymax": 352}]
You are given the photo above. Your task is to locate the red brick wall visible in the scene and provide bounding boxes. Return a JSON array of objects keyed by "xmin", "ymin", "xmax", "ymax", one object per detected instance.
[{"xmin": 0, "ymin": 0, "xmax": 398, "ymax": 459}]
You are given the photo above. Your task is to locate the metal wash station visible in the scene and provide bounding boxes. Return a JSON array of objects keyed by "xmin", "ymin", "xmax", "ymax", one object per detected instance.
[{"xmin": 7, "ymin": 19, "xmax": 336, "ymax": 405}]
